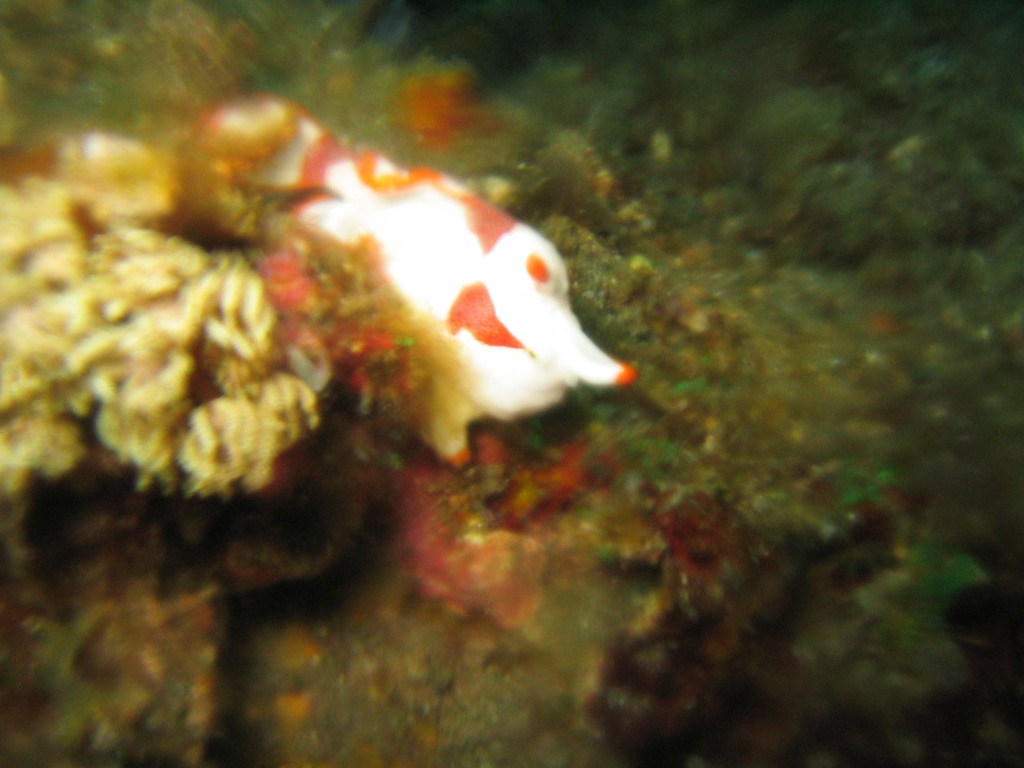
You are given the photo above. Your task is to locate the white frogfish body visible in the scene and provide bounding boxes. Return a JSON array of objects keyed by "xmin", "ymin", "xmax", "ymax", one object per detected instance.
[{"xmin": 201, "ymin": 96, "xmax": 634, "ymax": 462}]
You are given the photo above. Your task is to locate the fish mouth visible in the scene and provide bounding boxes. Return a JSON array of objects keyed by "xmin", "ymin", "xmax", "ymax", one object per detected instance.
[{"xmin": 555, "ymin": 316, "xmax": 634, "ymax": 387}]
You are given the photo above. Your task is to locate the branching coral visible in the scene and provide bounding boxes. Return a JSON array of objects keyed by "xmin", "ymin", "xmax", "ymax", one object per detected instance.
[{"xmin": 0, "ymin": 177, "xmax": 319, "ymax": 501}]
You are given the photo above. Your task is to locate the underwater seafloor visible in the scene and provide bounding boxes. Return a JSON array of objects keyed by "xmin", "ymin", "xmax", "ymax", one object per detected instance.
[{"xmin": 2, "ymin": 0, "xmax": 1024, "ymax": 766}]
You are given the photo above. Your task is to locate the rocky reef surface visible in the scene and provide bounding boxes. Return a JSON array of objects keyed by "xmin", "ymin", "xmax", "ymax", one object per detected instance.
[{"xmin": 2, "ymin": 1, "xmax": 1023, "ymax": 767}]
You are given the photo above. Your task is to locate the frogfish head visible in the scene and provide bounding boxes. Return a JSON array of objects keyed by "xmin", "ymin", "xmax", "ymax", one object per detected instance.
[{"xmin": 452, "ymin": 222, "xmax": 634, "ymax": 420}]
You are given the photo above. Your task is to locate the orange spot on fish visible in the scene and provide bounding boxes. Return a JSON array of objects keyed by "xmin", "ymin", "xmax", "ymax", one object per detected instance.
[
  {"xmin": 355, "ymin": 152, "xmax": 379, "ymax": 188},
  {"xmin": 356, "ymin": 151, "xmax": 444, "ymax": 192},
  {"xmin": 525, "ymin": 253, "xmax": 550, "ymax": 284},
  {"xmin": 459, "ymin": 194, "xmax": 516, "ymax": 252},
  {"xmin": 615, "ymin": 363, "xmax": 637, "ymax": 386},
  {"xmin": 447, "ymin": 282, "xmax": 524, "ymax": 349},
  {"xmin": 299, "ymin": 133, "xmax": 350, "ymax": 188}
]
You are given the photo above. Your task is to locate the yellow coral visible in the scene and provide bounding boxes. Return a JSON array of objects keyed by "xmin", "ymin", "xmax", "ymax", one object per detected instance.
[
  {"xmin": 0, "ymin": 177, "xmax": 320, "ymax": 500},
  {"xmin": 194, "ymin": 259, "xmax": 278, "ymax": 396},
  {"xmin": 179, "ymin": 373, "xmax": 319, "ymax": 497},
  {"xmin": 0, "ymin": 181, "xmax": 87, "ymax": 308},
  {"xmin": 0, "ymin": 415, "xmax": 85, "ymax": 498}
]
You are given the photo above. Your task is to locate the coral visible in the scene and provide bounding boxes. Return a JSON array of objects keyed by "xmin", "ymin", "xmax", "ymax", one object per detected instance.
[
  {"xmin": 0, "ymin": 415, "xmax": 85, "ymax": 500},
  {"xmin": 179, "ymin": 372, "xmax": 318, "ymax": 496},
  {"xmin": 0, "ymin": 177, "xmax": 319, "ymax": 501}
]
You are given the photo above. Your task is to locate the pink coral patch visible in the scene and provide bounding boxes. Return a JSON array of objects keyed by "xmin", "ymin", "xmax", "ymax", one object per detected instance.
[{"xmin": 396, "ymin": 462, "xmax": 546, "ymax": 629}]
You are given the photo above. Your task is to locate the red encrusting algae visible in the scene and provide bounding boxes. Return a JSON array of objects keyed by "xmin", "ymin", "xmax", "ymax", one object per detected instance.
[{"xmin": 393, "ymin": 459, "xmax": 546, "ymax": 629}]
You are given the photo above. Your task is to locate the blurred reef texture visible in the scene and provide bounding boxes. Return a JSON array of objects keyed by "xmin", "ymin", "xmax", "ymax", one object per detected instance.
[{"xmin": 2, "ymin": 1, "xmax": 1024, "ymax": 767}]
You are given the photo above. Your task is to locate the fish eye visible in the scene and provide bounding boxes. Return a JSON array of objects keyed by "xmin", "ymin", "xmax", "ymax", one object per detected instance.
[{"xmin": 525, "ymin": 252, "xmax": 550, "ymax": 284}]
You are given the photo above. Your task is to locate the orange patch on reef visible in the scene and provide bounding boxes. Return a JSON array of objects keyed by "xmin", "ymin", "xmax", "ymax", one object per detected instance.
[
  {"xmin": 490, "ymin": 440, "xmax": 592, "ymax": 530},
  {"xmin": 0, "ymin": 142, "xmax": 59, "ymax": 183},
  {"xmin": 472, "ymin": 430, "xmax": 512, "ymax": 468},
  {"xmin": 273, "ymin": 624, "xmax": 323, "ymax": 670},
  {"xmin": 866, "ymin": 309, "xmax": 905, "ymax": 336},
  {"xmin": 680, "ymin": 240, "xmax": 714, "ymax": 266},
  {"xmin": 274, "ymin": 691, "xmax": 313, "ymax": 734},
  {"xmin": 395, "ymin": 70, "xmax": 489, "ymax": 151}
]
